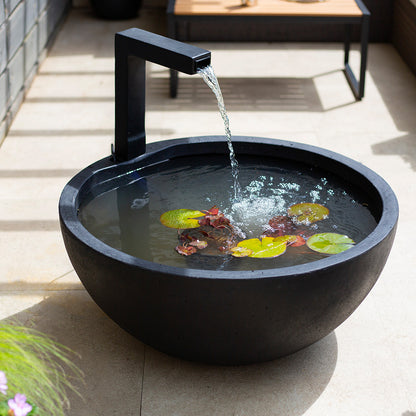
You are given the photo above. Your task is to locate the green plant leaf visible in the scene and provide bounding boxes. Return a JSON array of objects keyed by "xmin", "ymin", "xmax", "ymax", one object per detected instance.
[
  {"xmin": 160, "ymin": 209, "xmax": 205, "ymax": 229},
  {"xmin": 306, "ymin": 233, "xmax": 355, "ymax": 254},
  {"xmin": 234, "ymin": 236, "xmax": 292, "ymax": 259},
  {"xmin": 0, "ymin": 402, "xmax": 9, "ymax": 416},
  {"xmin": 0, "ymin": 322, "xmax": 83, "ymax": 416},
  {"xmin": 287, "ymin": 203, "xmax": 329, "ymax": 225}
]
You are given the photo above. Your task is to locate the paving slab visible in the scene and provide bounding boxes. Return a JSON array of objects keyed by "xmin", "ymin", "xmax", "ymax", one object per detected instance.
[{"xmin": 141, "ymin": 334, "xmax": 338, "ymax": 416}]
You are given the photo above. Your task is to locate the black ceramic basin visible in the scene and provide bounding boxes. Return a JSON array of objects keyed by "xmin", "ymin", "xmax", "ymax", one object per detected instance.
[{"xmin": 59, "ymin": 136, "xmax": 398, "ymax": 365}]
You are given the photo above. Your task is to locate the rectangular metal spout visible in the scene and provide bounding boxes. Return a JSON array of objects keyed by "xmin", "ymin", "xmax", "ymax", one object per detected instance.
[
  {"xmin": 116, "ymin": 28, "xmax": 211, "ymax": 74},
  {"xmin": 114, "ymin": 28, "xmax": 211, "ymax": 162}
]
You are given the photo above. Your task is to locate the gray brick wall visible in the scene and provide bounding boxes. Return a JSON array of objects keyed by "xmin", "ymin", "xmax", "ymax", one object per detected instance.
[{"xmin": 0, "ymin": 0, "xmax": 71, "ymax": 142}]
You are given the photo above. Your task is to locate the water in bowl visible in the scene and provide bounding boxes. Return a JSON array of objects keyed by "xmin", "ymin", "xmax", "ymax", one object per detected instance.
[{"xmin": 79, "ymin": 153, "xmax": 377, "ymax": 271}]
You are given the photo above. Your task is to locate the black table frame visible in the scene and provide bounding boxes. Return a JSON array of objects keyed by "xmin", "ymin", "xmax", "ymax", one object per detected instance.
[{"xmin": 167, "ymin": 0, "xmax": 370, "ymax": 100}]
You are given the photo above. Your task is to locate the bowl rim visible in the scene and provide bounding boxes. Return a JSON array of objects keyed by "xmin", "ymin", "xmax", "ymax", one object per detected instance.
[{"xmin": 59, "ymin": 136, "xmax": 399, "ymax": 280}]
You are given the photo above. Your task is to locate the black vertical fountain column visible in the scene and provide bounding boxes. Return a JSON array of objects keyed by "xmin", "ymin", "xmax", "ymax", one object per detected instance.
[{"xmin": 113, "ymin": 28, "xmax": 211, "ymax": 161}]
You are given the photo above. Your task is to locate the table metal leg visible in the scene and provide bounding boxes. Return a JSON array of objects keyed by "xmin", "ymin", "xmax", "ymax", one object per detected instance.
[
  {"xmin": 343, "ymin": 23, "xmax": 367, "ymax": 99},
  {"xmin": 344, "ymin": 24, "xmax": 352, "ymax": 65},
  {"xmin": 343, "ymin": 23, "xmax": 361, "ymax": 99},
  {"xmin": 358, "ymin": 12, "xmax": 370, "ymax": 99},
  {"xmin": 343, "ymin": 0, "xmax": 370, "ymax": 100}
]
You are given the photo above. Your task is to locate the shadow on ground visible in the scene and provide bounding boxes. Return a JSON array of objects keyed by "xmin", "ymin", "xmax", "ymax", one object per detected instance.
[
  {"xmin": 368, "ymin": 45, "xmax": 416, "ymax": 171},
  {"xmin": 2, "ymin": 290, "xmax": 338, "ymax": 416},
  {"xmin": 148, "ymin": 76, "xmax": 323, "ymax": 112},
  {"xmin": 371, "ymin": 133, "xmax": 416, "ymax": 172},
  {"xmin": 141, "ymin": 332, "xmax": 338, "ymax": 416}
]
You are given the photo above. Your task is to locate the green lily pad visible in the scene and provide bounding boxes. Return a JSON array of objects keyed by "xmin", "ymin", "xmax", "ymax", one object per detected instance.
[
  {"xmin": 160, "ymin": 209, "xmax": 205, "ymax": 229},
  {"xmin": 230, "ymin": 246, "xmax": 252, "ymax": 257},
  {"xmin": 234, "ymin": 236, "xmax": 292, "ymax": 259},
  {"xmin": 306, "ymin": 233, "xmax": 355, "ymax": 254},
  {"xmin": 287, "ymin": 203, "xmax": 329, "ymax": 225}
]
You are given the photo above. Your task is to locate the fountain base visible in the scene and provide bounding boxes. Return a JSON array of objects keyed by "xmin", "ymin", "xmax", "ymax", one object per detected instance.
[{"xmin": 59, "ymin": 136, "xmax": 398, "ymax": 364}]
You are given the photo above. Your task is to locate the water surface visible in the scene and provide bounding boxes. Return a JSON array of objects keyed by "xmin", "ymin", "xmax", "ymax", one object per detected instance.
[{"xmin": 79, "ymin": 154, "xmax": 377, "ymax": 271}]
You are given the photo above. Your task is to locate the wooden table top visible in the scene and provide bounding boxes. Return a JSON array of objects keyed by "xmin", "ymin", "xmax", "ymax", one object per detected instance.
[{"xmin": 173, "ymin": 0, "xmax": 363, "ymax": 17}]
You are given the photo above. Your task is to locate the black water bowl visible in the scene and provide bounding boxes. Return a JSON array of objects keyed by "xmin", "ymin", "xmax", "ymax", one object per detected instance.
[{"xmin": 59, "ymin": 136, "xmax": 398, "ymax": 365}]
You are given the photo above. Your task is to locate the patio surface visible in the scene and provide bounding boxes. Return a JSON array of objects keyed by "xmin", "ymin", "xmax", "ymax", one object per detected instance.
[{"xmin": 1, "ymin": 5, "xmax": 416, "ymax": 416}]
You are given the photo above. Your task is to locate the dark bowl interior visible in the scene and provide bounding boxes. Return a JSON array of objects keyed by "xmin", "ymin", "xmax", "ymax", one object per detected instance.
[{"xmin": 59, "ymin": 136, "xmax": 398, "ymax": 364}]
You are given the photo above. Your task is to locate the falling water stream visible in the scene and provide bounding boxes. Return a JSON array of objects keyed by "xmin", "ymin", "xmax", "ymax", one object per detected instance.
[
  {"xmin": 197, "ymin": 65, "xmax": 242, "ymax": 200},
  {"xmin": 196, "ymin": 64, "xmax": 297, "ymax": 230}
]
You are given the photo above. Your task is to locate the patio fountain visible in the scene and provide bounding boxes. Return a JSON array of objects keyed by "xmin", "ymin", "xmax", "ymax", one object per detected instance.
[{"xmin": 59, "ymin": 28, "xmax": 398, "ymax": 364}]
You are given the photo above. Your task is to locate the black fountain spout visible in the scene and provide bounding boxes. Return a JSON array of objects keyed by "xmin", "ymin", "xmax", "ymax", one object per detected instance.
[{"xmin": 114, "ymin": 28, "xmax": 211, "ymax": 161}]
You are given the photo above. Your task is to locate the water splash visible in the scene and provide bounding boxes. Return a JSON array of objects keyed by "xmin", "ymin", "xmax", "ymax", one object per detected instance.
[
  {"xmin": 197, "ymin": 65, "xmax": 242, "ymax": 200},
  {"xmin": 226, "ymin": 176, "xmax": 293, "ymax": 238}
]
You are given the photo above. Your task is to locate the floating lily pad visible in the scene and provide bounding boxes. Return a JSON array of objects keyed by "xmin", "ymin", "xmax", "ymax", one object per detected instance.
[
  {"xmin": 175, "ymin": 245, "xmax": 197, "ymax": 256},
  {"xmin": 306, "ymin": 233, "xmax": 355, "ymax": 254},
  {"xmin": 230, "ymin": 246, "xmax": 252, "ymax": 257},
  {"xmin": 189, "ymin": 240, "xmax": 208, "ymax": 249},
  {"xmin": 234, "ymin": 236, "xmax": 292, "ymax": 259},
  {"xmin": 205, "ymin": 206, "xmax": 219, "ymax": 215},
  {"xmin": 287, "ymin": 203, "xmax": 329, "ymax": 225},
  {"xmin": 287, "ymin": 235, "xmax": 306, "ymax": 247},
  {"xmin": 267, "ymin": 215, "xmax": 298, "ymax": 236},
  {"xmin": 179, "ymin": 225, "xmax": 238, "ymax": 256},
  {"xmin": 160, "ymin": 209, "xmax": 205, "ymax": 229}
]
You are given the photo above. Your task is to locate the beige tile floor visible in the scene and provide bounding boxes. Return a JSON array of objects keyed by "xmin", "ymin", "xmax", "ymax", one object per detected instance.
[{"xmin": 1, "ymin": 5, "xmax": 416, "ymax": 416}]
